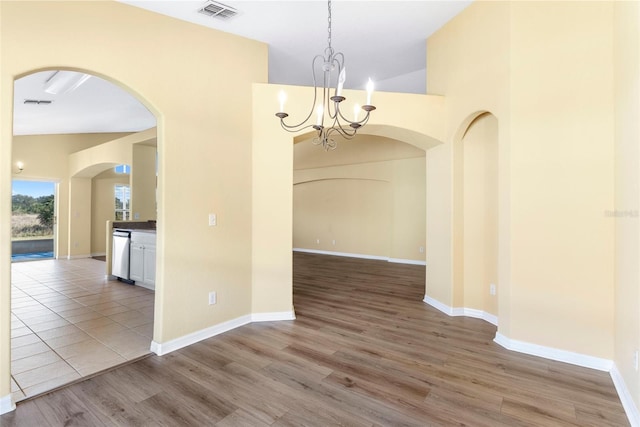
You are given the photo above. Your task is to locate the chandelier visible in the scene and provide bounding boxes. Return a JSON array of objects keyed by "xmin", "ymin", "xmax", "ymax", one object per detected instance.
[{"xmin": 275, "ymin": 0, "xmax": 376, "ymax": 151}]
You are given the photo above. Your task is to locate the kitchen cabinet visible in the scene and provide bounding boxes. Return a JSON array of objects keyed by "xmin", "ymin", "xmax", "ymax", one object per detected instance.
[{"xmin": 130, "ymin": 231, "xmax": 156, "ymax": 290}]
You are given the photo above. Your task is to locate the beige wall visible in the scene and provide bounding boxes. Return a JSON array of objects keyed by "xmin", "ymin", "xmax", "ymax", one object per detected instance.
[
  {"xmin": 294, "ymin": 177, "xmax": 393, "ymax": 256},
  {"xmin": 0, "ymin": 1, "xmax": 8, "ymax": 407},
  {"xmin": 428, "ymin": 0, "xmax": 615, "ymax": 360},
  {"xmin": 1, "ymin": 0, "xmax": 267, "ymax": 401},
  {"xmin": 91, "ymin": 168, "xmax": 129, "ymax": 255},
  {"xmin": 509, "ymin": 1, "xmax": 615, "ymax": 356},
  {"xmin": 614, "ymin": 0, "xmax": 640, "ymax": 414},
  {"xmin": 459, "ymin": 113, "xmax": 498, "ymax": 315},
  {"xmin": 293, "ymin": 136, "xmax": 426, "ymax": 262},
  {"xmin": 68, "ymin": 177, "xmax": 92, "ymax": 258},
  {"xmin": 427, "ymin": 0, "xmax": 511, "ymax": 328},
  {"xmin": 426, "ymin": 142, "xmax": 453, "ymax": 306},
  {"xmin": 13, "ymin": 131, "xmax": 156, "ymax": 258},
  {"xmin": 390, "ymin": 157, "xmax": 427, "ymax": 262},
  {"xmin": 12, "ymin": 133, "xmax": 129, "ymax": 258},
  {"xmin": 294, "ymin": 154, "xmax": 425, "ymax": 262}
]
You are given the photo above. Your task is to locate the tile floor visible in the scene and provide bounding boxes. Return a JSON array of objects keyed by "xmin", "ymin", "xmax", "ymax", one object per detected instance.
[{"xmin": 10, "ymin": 258, "xmax": 154, "ymax": 402}]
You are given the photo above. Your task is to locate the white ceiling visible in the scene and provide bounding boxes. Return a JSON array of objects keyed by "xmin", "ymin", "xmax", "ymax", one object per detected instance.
[
  {"xmin": 13, "ymin": 72, "xmax": 157, "ymax": 136},
  {"xmin": 13, "ymin": 0, "xmax": 471, "ymax": 136}
]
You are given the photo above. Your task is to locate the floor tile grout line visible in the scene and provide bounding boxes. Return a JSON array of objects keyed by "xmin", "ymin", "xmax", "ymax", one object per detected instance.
[
  {"xmin": 10, "ymin": 374, "xmax": 27, "ymax": 397},
  {"xmin": 10, "ymin": 258, "xmax": 155, "ymax": 399}
]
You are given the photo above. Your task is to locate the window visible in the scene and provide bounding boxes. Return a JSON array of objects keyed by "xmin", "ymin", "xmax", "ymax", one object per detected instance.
[
  {"xmin": 115, "ymin": 164, "xmax": 130, "ymax": 174},
  {"xmin": 115, "ymin": 185, "xmax": 130, "ymax": 220}
]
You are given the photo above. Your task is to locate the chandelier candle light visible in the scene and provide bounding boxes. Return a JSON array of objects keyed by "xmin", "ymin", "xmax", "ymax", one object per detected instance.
[{"xmin": 275, "ymin": 0, "xmax": 376, "ymax": 151}]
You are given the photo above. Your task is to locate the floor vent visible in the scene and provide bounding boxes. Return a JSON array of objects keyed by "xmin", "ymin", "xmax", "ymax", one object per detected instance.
[{"xmin": 198, "ymin": 1, "xmax": 238, "ymax": 20}]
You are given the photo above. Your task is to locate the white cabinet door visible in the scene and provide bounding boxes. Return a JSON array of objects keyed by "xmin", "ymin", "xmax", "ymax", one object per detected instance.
[
  {"xmin": 131, "ymin": 232, "xmax": 156, "ymax": 290},
  {"xmin": 130, "ymin": 243, "xmax": 144, "ymax": 283}
]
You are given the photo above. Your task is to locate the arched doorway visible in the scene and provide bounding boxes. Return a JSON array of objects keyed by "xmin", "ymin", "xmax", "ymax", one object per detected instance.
[
  {"xmin": 292, "ymin": 133, "xmax": 427, "ymax": 265},
  {"xmin": 9, "ymin": 69, "xmax": 159, "ymax": 402},
  {"xmin": 250, "ymin": 83, "xmax": 447, "ymax": 319}
]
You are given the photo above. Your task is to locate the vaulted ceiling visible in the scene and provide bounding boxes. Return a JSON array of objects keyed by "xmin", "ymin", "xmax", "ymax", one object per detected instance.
[{"xmin": 13, "ymin": 1, "xmax": 471, "ymax": 135}]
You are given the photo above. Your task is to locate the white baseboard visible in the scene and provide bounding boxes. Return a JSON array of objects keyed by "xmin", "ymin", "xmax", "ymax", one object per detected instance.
[
  {"xmin": 461, "ymin": 307, "xmax": 498, "ymax": 326},
  {"xmin": 422, "ymin": 295, "xmax": 498, "ymax": 326},
  {"xmin": 293, "ymin": 248, "xmax": 388, "ymax": 261},
  {"xmin": 0, "ymin": 394, "xmax": 15, "ymax": 415},
  {"xmin": 66, "ymin": 254, "xmax": 91, "ymax": 260},
  {"xmin": 91, "ymin": 252, "xmax": 106, "ymax": 257},
  {"xmin": 494, "ymin": 332, "xmax": 613, "ymax": 372},
  {"xmin": 423, "ymin": 295, "xmax": 634, "ymax": 426},
  {"xmin": 151, "ymin": 314, "xmax": 252, "ymax": 356},
  {"xmin": 252, "ymin": 310, "xmax": 296, "ymax": 322},
  {"xmin": 610, "ymin": 364, "xmax": 640, "ymax": 427},
  {"xmin": 389, "ymin": 258, "xmax": 427, "ymax": 266},
  {"xmin": 150, "ymin": 310, "xmax": 297, "ymax": 356},
  {"xmin": 423, "ymin": 294, "xmax": 456, "ymax": 315},
  {"xmin": 294, "ymin": 248, "xmax": 425, "ymax": 266}
]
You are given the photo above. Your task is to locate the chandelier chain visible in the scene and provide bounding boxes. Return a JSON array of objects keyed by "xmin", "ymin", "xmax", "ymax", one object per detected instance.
[{"xmin": 327, "ymin": 0, "xmax": 332, "ymax": 50}]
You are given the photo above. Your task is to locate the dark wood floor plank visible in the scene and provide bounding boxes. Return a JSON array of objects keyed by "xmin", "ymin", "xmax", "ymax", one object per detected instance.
[
  {"xmin": 216, "ymin": 408, "xmax": 272, "ymax": 427},
  {"xmin": 1, "ymin": 252, "xmax": 630, "ymax": 426},
  {"xmin": 33, "ymin": 387, "xmax": 114, "ymax": 427},
  {"xmin": 68, "ymin": 375, "xmax": 152, "ymax": 426},
  {"xmin": 575, "ymin": 402, "xmax": 634, "ymax": 427},
  {"xmin": 222, "ymin": 361, "xmax": 374, "ymax": 427},
  {"xmin": 134, "ymin": 356, "xmax": 238, "ymax": 424},
  {"xmin": 161, "ymin": 351, "xmax": 289, "ymax": 425},
  {"xmin": 0, "ymin": 399, "xmax": 52, "ymax": 427},
  {"xmin": 98, "ymin": 362, "xmax": 165, "ymax": 404}
]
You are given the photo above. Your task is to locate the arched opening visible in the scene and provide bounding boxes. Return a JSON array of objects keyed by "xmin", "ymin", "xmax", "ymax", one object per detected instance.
[
  {"xmin": 289, "ymin": 125, "xmax": 443, "ymax": 325},
  {"xmin": 9, "ymin": 68, "xmax": 159, "ymax": 401},
  {"xmin": 452, "ymin": 111, "xmax": 499, "ymax": 321},
  {"xmin": 249, "ymin": 82, "xmax": 447, "ymax": 334},
  {"xmin": 293, "ymin": 133, "xmax": 427, "ymax": 264}
]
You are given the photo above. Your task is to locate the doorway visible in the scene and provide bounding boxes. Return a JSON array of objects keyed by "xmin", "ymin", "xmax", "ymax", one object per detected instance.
[
  {"xmin": 9, "ymin": 69, "xmax": 158, "ymax": 403},
  {"xmin": 11, "ymin": 180, "xmax": 56, "ymax": 262}
]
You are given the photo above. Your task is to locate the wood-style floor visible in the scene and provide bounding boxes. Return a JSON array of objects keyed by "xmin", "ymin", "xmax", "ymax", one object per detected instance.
[{"xmin": 1, "ymin": 253, "xmax": 629, "ymax": 426}]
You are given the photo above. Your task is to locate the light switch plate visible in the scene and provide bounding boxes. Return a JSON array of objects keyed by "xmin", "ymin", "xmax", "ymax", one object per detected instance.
[{"xmin": 208, "ymin": 213, "xmax": 217, "ymax": 226}]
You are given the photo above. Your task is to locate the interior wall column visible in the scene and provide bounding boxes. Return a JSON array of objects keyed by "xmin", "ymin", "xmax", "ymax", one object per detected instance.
[
  {"xmin": 67, "ymin": 177, "xmax": 92, "ymax": 259},
  {"xmin": 0, "ymin": 69, "xmax": 16, "ymax": 411},
  {"xmin": 425, "ymin": 141, "xmax": 454, "ymax": 306},
  {"xmin": 251, "ymin": 83, "xmax": 295, "ymax": 317}
]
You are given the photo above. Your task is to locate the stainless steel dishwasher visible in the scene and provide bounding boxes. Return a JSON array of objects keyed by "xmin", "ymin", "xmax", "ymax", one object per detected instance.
[{"xmin": 112, "ymin": 229, "xmax": 133, "ymax": 283}]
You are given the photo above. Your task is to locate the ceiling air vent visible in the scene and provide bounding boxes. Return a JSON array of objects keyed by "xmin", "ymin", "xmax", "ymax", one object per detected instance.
[
  {"xmin": 198, "ymin": 1, "xmax": 238, "ymax": 20},
  {"xmin": 24, "ymin": 99, "xmax": 53, "ymax": 105}
]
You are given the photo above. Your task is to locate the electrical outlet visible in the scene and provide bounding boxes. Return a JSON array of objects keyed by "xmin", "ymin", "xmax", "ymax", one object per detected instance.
[
  {"xmin": 208, "ymin": 291, "xmax": 217, "ymax": 305},
  {"xmin": 332, "ymin": 239, "xmax": 336, "ymax": 245},
  {"xmin": 134, "ymin": 212, "xmax": 140, "ymax": 220},
  {"xmin": 419, "ymin": 246, "xmax": 425, "ymax": 253},
  {"xmin": 634, "ymin": 350, "xmax": 639, "ymax": 371},
  {"xmin": 490, "ymin": 284, "xmax": 497, "ymax": 296},
  {"xmin": 316, "ymin": 239, "xmax": 320, "ymax": 244},
  {"xmin": 208, "ymin": 213, "xmax": 217, "ymax": 226}
]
